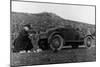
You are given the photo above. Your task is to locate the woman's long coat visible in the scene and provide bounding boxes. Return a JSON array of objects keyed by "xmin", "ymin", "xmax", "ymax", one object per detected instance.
[{"xmin": 13, "ymin": 29, "xmax": 33, "ymax": 52}]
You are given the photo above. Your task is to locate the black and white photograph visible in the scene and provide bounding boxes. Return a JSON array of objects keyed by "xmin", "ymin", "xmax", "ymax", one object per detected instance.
[{"xmin": 10, "ymin": 0, "xmax": 96, "ymax": 66}]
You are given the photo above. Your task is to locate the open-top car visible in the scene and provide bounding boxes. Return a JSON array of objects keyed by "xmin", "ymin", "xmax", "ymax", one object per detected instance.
[{"xmin": 37, "ymin": 26, "xmax": 93, "ymax": 51}]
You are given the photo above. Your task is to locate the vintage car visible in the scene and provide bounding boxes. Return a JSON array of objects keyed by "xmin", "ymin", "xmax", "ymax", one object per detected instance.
[{"xmin": 37, "ymin": 26, "xmax": 93, "ymax": 51}]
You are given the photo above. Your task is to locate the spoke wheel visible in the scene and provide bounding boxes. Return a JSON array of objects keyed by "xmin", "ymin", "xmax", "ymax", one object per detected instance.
[
  {"xmin": 50, "ymin": 34, "xmax": 64, "ymax": 51},
  {"xmin": 84, "ymin": 36, "xmax": 93, "ymax": 48}
]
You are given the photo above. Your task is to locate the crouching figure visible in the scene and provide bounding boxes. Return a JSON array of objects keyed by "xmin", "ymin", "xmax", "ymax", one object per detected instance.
[{"xmin": 13, "ymin": 24, "xmax": 33, "ymax": 53}]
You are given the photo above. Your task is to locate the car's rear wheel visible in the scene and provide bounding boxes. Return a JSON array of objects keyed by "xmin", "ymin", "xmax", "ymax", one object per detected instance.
[
  {"xmin": 38, "ymin": 39, "xmax": 49, "ymax": 50},
  {"xmin": 84, "ymin": 36, "xmax": 93, "ymax": 48},
  {"xmin": 50, "ymin": 34, "xmax": 64, "ymax": 51}
]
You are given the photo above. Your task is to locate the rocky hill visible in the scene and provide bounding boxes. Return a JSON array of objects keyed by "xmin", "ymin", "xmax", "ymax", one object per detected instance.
[{"xmin": 11, "ymin": 12, "xmax": 95, "ymax": 39}]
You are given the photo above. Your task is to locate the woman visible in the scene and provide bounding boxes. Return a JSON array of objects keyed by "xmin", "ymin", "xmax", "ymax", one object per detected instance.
[{"xmin": 13, "ymin": 24, "xmax": 33, "ymax": 53}]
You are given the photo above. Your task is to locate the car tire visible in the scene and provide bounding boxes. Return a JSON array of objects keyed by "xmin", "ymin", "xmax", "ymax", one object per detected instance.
[
  {"xmin": 50, "ymin": 34, "xmax": 64, "ymax": 51},
  {"xmin": 84, "ymin": 36, "xmax": 93, "ymax": 48},
  {"xmin": 38, "ymin": 39, "xmax": 49, "ymax": 50}
]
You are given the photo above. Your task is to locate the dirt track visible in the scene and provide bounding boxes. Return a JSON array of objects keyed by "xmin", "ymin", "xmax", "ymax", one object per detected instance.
[{"xmin": 11, "ymin": 43, "xmax": 96, "ymax": 66}]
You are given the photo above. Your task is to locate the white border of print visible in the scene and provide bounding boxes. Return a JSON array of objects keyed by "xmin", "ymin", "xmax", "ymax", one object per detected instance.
[{"xmin": 0, "ymin": 0, "xmax": 99, "ymax": 67}]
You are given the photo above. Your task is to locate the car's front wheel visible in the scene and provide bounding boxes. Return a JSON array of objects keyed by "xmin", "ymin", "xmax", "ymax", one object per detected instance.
[{"xmin": 50, "ymin": 34, "xmax": 64, "ymax": 51}]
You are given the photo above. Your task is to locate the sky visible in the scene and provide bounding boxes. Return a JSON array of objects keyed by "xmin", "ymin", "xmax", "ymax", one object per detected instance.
[{"xmin": 12, "ymin": 1, "xmax": 95, "ymax": 24}]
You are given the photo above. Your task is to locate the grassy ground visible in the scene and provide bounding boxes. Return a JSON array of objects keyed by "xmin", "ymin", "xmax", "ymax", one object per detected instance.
[
  {"xmin": 10, "ymin": 40, "xmax": 96, "ymax": 66},
  {"xmin": 10, "ymin": 12, "xmax": 96, "ymax": 67}
]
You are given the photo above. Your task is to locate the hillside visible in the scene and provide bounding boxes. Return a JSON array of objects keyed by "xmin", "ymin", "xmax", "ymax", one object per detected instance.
[{"xmin": 11, "ymin": 12, "xmax": 95, "ymax": 39}]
